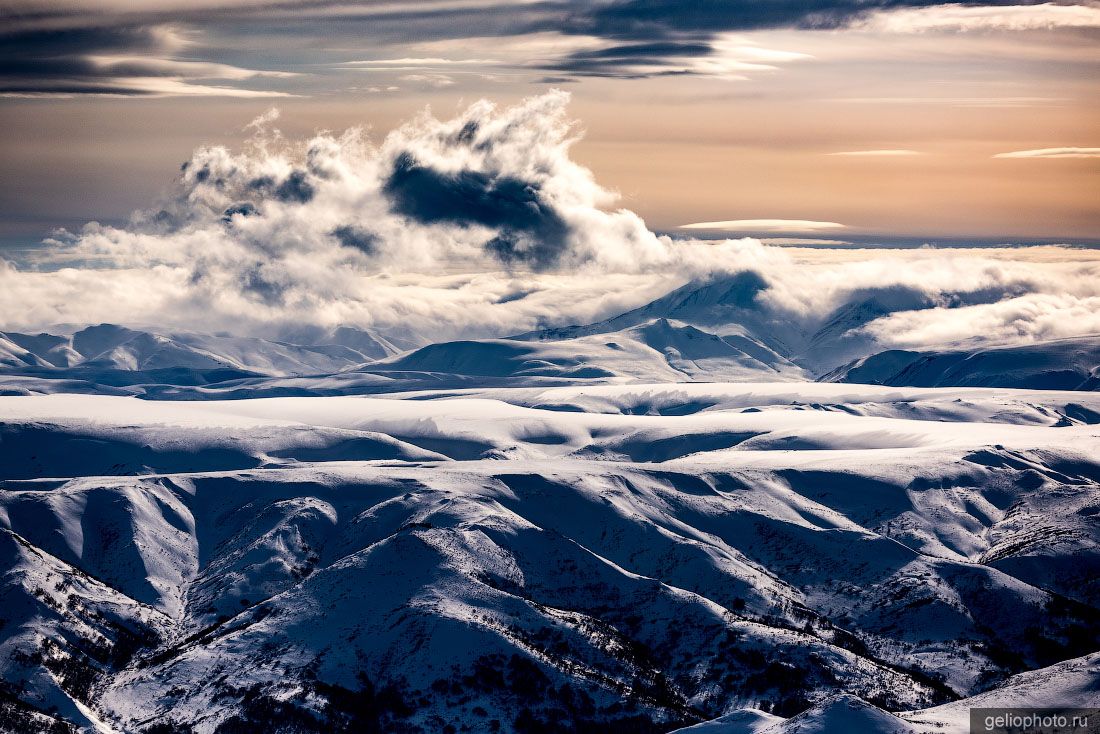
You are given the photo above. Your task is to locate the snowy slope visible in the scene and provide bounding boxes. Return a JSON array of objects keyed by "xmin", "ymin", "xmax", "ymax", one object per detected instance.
[
  {"xmin": 0, "ymin": 324, "xmax": 388, "ymax": 383},
  {"xmin": 1, "ymin": 384, "xmax": 1099, "ymax": 732},
  {"xmin": 903, "ymin": 652, "xmax": 1100, "ymax": 732},
  {"xmin": 674, "ymin": 654, "xmax": 1100, "ymax": 733},
  {"xmin": 364, "ymin": 317, "xmax": 806, "ymax": 385},
  {"xmin": 511, "ymin": 274, "xmax": 1100, "ymax": 386},
  {"xmin": 823, "ymin": 336, "xmax": 1100, "ymax": 391},
  {"xmin": 668, "ymin": 696, "xmax": 916, "ymax": 733},
  {"xmin": 2, "ymin": 271, "xmax": 1099, "ymax": 396},
  {"xmin": 512, "ymin": 273, "xmax": 806, "ymax": 370}
]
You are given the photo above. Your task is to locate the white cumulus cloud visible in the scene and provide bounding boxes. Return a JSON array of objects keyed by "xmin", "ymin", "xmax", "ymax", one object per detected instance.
[{"xmin": 1, "ymin": 92, "xmax": 1098, "ymax": 355}]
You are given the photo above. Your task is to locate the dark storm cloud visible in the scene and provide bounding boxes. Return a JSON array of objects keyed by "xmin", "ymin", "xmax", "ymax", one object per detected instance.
[{"xmin": 384, "ymin": 151, "xmax": 570, "ymax": 269}]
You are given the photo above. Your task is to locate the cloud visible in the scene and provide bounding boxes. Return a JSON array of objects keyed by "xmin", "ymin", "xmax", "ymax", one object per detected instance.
[
  {"xmin": 826, "ymin": 149, "xmax": 924, "ymax": 156},
  {"xmin": 993, "ymin": 147, "xmax": 1100, "ymax": 159},
  {"xmin": 859, "ymin": 292, "xmax": 1100, "ymax": 347},
  {"xmin": 855, "ymin": 3, "xmax": 1100, "ymax": 33},
  {"xmin": 245, "ymin": 107, "xmax": 281, "ymax": 131},
  {"xmin": 8, "ymin": 0, "xmax": 1073, "ymax": 93},
  {"xmin": 750, "ymin": 246, "xmax": 1100, "ymax": 352},
  {"xmin": 760, "ymin": 238, "xmax": 855, "ymax": 246},
  {"xmin": 0, "ymin": 91, "xmax": 698, "ymax": 338},
  {"xmin": 1, "ymin": 91, "xmax": 1098, "ymax": 356},
  {"xmin": 344, "ymin": 58, "xmax": 498, "ymax": 67},
  {"xmin": 680, "ymin": 220, "xmax": 848, "ymax": 232},
  {"xmin": 383, "ymin": 153, "xmax": 571, "ymax": 269},
  {"xmin": 556, "ymin": 0, "xmax": 1096, "ymax": 41},
  {"xmin": 0, "ymin": 23, "xmax": 297, "ymax": 97},
  {"xmin": 539, "ymin": 35, "xmax": 811, "ymax": 80},
  {"xmin": 397, "ymin": 73, "xmax": 456, "ymax": 87},
  {"xmin": 540, "ymin": 40, "xmax": 712, "ymax": 79}
]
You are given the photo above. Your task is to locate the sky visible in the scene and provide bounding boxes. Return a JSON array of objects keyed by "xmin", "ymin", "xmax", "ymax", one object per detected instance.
[
  {"xmin": 1, "ymin": 1, "xmax": 1099, "ymax": 351},
  {"xmin": 1, "ymin": 0, "xmax": 1098, "ymax": 246}
]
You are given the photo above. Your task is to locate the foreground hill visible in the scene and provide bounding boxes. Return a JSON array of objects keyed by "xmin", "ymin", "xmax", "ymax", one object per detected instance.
[
  {"xmin": 1, "ymin": 384, "xmax": 1098, "ymax": 732},
  {"xmin": 671, "ymin": 654, "xmax": 1100, "ymax": 733}
]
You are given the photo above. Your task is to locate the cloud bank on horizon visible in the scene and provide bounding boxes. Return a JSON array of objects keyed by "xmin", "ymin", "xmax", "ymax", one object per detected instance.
[{"xmin": 0, "ymin": 92, "xmax": 1097, "ymax": 350}]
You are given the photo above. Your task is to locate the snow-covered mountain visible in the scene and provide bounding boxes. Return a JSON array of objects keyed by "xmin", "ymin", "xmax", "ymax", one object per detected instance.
[
  {"xmin": 2, "ymin": 273, "xmax": 1099, "ymax": 397},
  {"xmin": 368, "ymin": 317, "xmax": 806, "ymax": 385},
  {"xmin": 0, "ymin": 324, "xmax": 398, "ymax": 383},
  {"xmin": 2, "ymin": 271, "xmax": 1099, "ymax": 733},
  {"xmin": 823, "ymin": 336, "xmax": 1100, "ymax": 391},
  {"xmin": 670, "ymin": 653, "xmax": 1100, "ymax": 733},
  {"xmin": 2, "ymin": 385, "xmax": 1099, "ymax": 732},
  {"xmin": 512, "ymin": 272, "xmax": 806, "ymax": 370}
]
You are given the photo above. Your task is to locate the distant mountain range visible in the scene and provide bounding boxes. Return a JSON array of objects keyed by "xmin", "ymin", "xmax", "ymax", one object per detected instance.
[
  {"xmin": 822, "ymin": 339, "xmax": 1100, "ymax": 391},
  {"xmin": 1, "ymin": 274, "xmax": 1096, "ymax": 397}
]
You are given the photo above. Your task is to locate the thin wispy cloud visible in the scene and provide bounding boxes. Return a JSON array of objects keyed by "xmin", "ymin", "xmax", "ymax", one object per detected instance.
[
  {"xmin": 343, "ymin": 58, "xmax": 497, "ymax": 67},
  {"xmin": 398, "ymin": 73, "xmax": 456, "ymax": 87},
  {"xmin": 340, "ymin": 55, "xmax": 507, "ymax": 88},
  {"xmin": 760, "ymin": 238, "xmax": 855, "ymax": 246},
  {"xmin": 0, "ymin": 24, "xmax": 300, "ymax": 97},
  {"xmin": 4, "ymin": 0, "xmax": 1097, "ymax": 93},
  {"xmin": 994, "ymin": 147, "xmax": 1100, "ymax": 159},
  {"xmin": 827, "ymin": 150, "xmax": 924, "ymax": 157},
  {"xmin": 2, "ymin": 80, "xmax": 297, "ymax": 99},
  {"xmin": 857, "ymin": 3, "xmax": 1100, "ymax": 33},
  {"xmin": 680, "ymin": 220, "xmax": 848, "ymax": 233}
]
